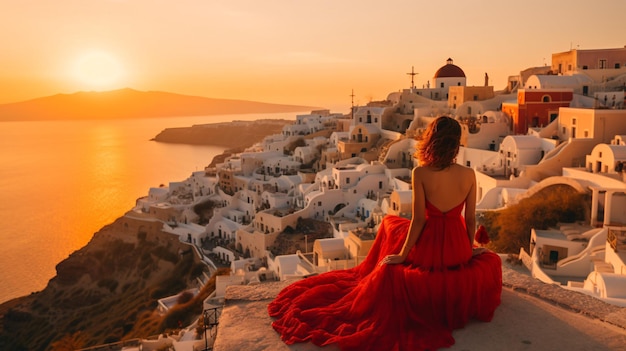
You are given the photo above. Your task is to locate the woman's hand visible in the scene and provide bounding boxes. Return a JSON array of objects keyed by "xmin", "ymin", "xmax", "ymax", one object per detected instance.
[
  {"xmin": 379, "ymin": 254, "xmax": 405, "ymax": 265},
  {"xmin": 472, "ymin": 247, "xmax": 488, "ymax": 256}
]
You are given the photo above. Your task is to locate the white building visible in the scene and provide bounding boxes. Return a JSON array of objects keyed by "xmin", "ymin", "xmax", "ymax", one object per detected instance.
[{"xmin": 412, "ymin": 58, "xmax": 467, "ymax": 101}]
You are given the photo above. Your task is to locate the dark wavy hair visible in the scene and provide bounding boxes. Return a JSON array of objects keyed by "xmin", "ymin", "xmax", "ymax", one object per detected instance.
[{"xmin": 416, "ymin": 116, "xmax": 461, "ymax": 169}]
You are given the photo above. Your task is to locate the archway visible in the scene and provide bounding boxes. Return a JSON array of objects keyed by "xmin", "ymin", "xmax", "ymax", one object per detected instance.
[{"xmin": 333, "ymin": 203, "xmax": 346, "ymax": 215}]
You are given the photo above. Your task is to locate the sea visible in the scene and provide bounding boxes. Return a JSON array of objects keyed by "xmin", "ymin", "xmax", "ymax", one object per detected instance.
[{"xmin": 0, "ymin": 112, "xmax": 299, "ymax": 304}]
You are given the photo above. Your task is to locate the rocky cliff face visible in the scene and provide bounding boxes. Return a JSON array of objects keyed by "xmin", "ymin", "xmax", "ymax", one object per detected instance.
[{"xmin": 0, "ymin": 214, "xmax": 209, "ymax": 351}]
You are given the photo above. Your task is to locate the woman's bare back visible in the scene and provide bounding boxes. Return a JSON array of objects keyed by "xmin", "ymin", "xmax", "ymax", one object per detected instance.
[{"xmin": 414, "ymin": 164, "xmax": 475, "ymax": 213}]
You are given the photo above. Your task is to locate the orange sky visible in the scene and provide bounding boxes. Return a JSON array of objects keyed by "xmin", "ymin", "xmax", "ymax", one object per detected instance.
[{"xmin": 2, "ymin": 0, "xmax": 625, "ymax": 112}]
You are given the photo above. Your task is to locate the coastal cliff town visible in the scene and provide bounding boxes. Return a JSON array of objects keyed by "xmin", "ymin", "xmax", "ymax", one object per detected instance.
[
  {"xmin": 104, "ymin": 46, "xmax": 626, "ymax": 350},
  {"xmin": 15, "ymin": 46, "xmax": 626, "ymax": 350}
]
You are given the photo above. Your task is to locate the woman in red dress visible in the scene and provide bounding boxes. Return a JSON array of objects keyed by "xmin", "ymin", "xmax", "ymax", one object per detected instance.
[{"xmin": 268, "ymin": 116, "xmax": 502, "ymax": 350}]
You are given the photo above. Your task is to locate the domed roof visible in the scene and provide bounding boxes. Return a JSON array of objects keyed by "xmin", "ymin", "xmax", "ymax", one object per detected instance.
[{"xmin": 434, "ymin": 58, "xmax": 466, "ymax": 78}]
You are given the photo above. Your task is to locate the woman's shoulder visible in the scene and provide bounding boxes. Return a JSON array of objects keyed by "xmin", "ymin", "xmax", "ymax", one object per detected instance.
[
  {"xmin": 414, "ymin": 164, "xmax": 474, "ymax": 174},
  {"xmin": 448, "ymin": 163, "xmax": 473, "ymax": 172},
  {"xmin": 451, "ymin": 164, "xmax": 476, "ymax": 183},
  {"xmin": 412, "ymin": 166, "xmax": 433, "ymax": 177}
]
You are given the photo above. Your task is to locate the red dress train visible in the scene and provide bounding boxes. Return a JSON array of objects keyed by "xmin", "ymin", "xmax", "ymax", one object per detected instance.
[{"xmin": 268, "ymin": 201, "xmax": 502, "ymax": 351}]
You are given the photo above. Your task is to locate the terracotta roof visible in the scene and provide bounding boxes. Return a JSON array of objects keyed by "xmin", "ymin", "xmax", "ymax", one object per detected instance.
[{"xmin": 434, "ymin": 58, "xmax": 466, "ymax": 78}]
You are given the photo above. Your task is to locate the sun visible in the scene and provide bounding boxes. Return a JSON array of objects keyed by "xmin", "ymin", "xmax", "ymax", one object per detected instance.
[{"xmin": 73, "ymin": 50, "xmax": 125, "ymax": 89}]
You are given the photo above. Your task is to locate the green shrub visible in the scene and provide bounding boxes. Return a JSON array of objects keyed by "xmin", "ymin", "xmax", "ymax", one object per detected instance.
[{"xmin": 481, "ymin": 185, "xmax": 589, "ymax": 253}]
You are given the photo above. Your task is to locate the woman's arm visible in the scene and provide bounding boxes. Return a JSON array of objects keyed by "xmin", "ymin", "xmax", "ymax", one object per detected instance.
[
  {"xmin": 380, "ymin": 167, "xmax": 426, "ymax": 265},
  {"xmin": 464, "ymin": 169, "xmax": 477, "ymax": 245},
  {"xmin": 465, "ymin": 169, "xmax": 488, "ymax": 256}
]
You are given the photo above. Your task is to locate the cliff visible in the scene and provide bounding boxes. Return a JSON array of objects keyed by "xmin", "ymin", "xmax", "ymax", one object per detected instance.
[{"xmin": 0, "ymin": 213, "xmax": 212, "ymax": 351}]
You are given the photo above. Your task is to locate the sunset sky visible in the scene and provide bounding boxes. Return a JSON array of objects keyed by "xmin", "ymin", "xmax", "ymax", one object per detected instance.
[{"xmin": 2, "ymin": 0, "xmax": 625, "ymax": 111}]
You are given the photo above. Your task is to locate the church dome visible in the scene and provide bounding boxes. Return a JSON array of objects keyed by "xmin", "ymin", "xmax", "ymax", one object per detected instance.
[{"xmin": 434, "ymin": 58, "xmax": 466, "ymax": 78}]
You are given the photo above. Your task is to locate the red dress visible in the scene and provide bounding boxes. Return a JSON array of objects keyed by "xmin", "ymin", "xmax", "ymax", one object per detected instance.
[{"xmin": 268, "ymin": 201, "xmax": 502, "ymax": 351}]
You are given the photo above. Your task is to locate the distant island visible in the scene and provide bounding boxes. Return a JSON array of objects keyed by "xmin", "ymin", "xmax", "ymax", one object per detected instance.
[
  {"xmin": 152, "ymin": 119, "xmax": 294, "ymax": 149},
  {"xmin": 0, "ymin": 88, "xmax": 318, "ymax": 121}
]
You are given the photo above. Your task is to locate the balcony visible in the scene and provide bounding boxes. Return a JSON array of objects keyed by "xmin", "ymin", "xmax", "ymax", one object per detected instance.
[{"xmin": 607, "ymin": 226, "xmax": 626, "ymax": 252}]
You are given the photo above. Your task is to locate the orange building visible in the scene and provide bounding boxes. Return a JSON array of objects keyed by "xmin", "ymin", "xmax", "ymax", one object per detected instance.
[
  {"xmin": 552, "ymin": 47, "xmax": 626, "ymax": 74},
  {"xmin": 502, "ymin": 89, "xmax": 573, "ymax": 134}
]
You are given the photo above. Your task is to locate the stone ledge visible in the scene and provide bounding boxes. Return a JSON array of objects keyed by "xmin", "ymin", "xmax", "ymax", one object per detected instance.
[
  {"xmin": 501, "ymin": 261, "xmax": 626, "ymax": 330},
  {"xmin": 213, "ymin": 262, "xmax": 626, "ymax": 351}
]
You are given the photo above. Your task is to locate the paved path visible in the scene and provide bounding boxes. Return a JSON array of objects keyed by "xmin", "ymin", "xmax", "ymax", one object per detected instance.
[{"xmin": 450, "ymin": 289, "xmax": 626, "ymax": 350}]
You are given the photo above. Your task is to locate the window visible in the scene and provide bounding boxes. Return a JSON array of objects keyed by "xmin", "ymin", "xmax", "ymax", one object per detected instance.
[
  {"xmin": 572, "ymin": 118, "xmax": 576, "ymax": 125},
  {"xmin": 440, "ymin": 82, "xmax": 444, "ymax": 88},
  {"xmin": 318, "ymin": 201, "xmax": 322, "ymax": 206},
  {"xmin": 599, "ymin": 59, "xmax": 608, "ymax": 69},
  {"xmin": 346, "ymin": 177, "xmax": 350, "ymax": 184},
  {"xmin": 542, "ymin": 95, "xmax": 551, "ymax": 103},
  {"xmin": 379, "ymin": 181, "xmax": 383, "ymax": 189},
  {"xmin": 473, "ymin": 95, "xmax": 478, "ymax": 101},
  {"xmin": 582, "ymin": 65, "xmax": 588, "ymax": 70},
  {"xmin": 616, "ymin": 63, "xmax": 621, "ymax": 69},
  {"xmin": 584, "ymin": 130, "xmax": 589, "ymax": 138},
  {"xmin": 549, "ymin": 251, "xmax": 559, "ymax": 264}
]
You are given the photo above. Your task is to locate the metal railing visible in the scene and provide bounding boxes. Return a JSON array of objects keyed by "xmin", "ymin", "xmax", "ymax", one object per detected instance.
[{"xmin": 200, "ymin": 306, "xmax": 222, "ymax": 351}]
